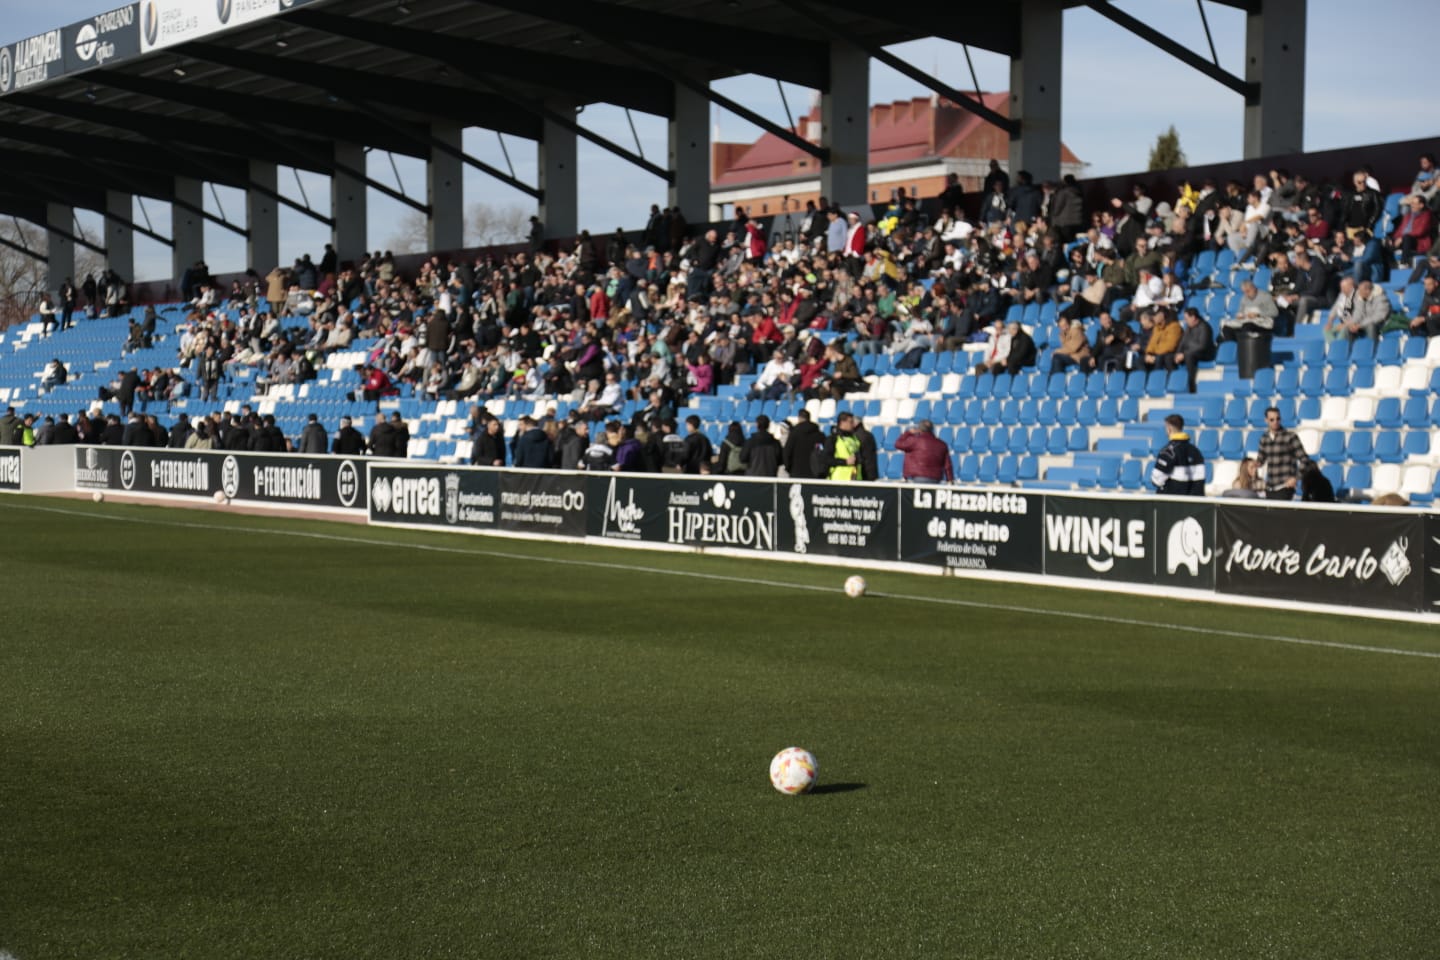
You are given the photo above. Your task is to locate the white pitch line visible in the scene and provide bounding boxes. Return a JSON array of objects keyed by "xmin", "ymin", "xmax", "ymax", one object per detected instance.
[{"xmin": 6, "ymin": 499, "xmax": 1440, "ymax": 661}]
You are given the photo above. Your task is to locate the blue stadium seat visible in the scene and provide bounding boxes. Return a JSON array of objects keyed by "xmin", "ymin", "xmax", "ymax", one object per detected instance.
[
  {"xmin": 1036, "ymin": 399, "xmax": 1058, "ymax": 426},
  {"xmin": 978, "ymin": 454, "xmax": 1000, "ymax": 483},
  {"xmin": 1026, "ymin": 426, "xmax": 1048, "ymax": 455},
  {"xmin": 974, "ymin": 373, "xmax": 995, "ymax": 399},
  {"xmin": 1046, "ymin": 426, "xmax": 1068, "ymax": 455},
  {"xmin": 1376, "ymin": 337, "xmax": 1402, "ymax": 366},
  {"xmin": 1215, "ymin": 341, "xmax": 1238, "ymax": 366},
  {"xmin": 957, "ymin": 375, "xmax": 978, "ymax": 399},
  {"xmin": 1124, "ymin": 370, "xmax": 1147, "ymax": 397},
  {"xmin": 1403, "ymin": 336, "xmax": 1428, "ymax": 360},
  {"xmin": 1218, "ymin": 431, "xmax": 1245, "ymax": 460},
  {"xmin": 970, "ymin": 427, "xmax": 991, "ymax": 454},
  {"xmin": 959, "ymin": 454, "xmax": 980, "ymax": 483},
  {"xmin": 1403, "ymin": 431, "xmax": 1430, "ymax": 459},
  {"xmin": 1194, "ymin": 430, "xmax": 1219, "ymax": 459},
  {"xmin": 1118, "ymin": 459, "xmax": 1145, "ymax": 490},
  {"xmin": 1373, "ymin": 397, "xmax": 1402, "ymax": 429},
  {"xmin": 1375, "ymin": 432, "xmax": 1404, "ymax": 464},
  {"xmin": 1345, "ymin": 431, "xmax": 1375, "ymax": 463},
  {"xmin": 1318, "ymin": 431, "xmax": 1346, "ymax": 460},
  {"xmin": 997, "ymin": 455, "xmax": 1019, "ymax": 484},
  {"xmin": 1068, "ymin": 426, "xmax": 1090, "ymax": 452},
  {"xmin": 950, "ymin": 426, "xmax": 971, "ymax": 454},
  {"xmin": 1104, "ymin": 370, "xmax": 1127, "ymax": 397},
  {"xmin": 1017, "ymin": 455, "xmax": 1039, "ymax": 481},
  {"xmin": 1322, "ymin": 367, "xmax": 1351, "ymax": 396},
  {"xmin": 1402, "ymin": 395, "xmax": 1430, "ymax": 429},
  {"xmin": 1342, "ymin": 464, "xmax": 1372, "ymax": 498},
  {"xmin": 1095, "ymin": 398, "xmax": 1119, "ymax": 426}
]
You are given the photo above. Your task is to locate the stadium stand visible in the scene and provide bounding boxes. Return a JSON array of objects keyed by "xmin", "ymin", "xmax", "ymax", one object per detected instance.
[{"xmin": 2, "ymin": 157, "xmax": 1439, "ymax": 505}]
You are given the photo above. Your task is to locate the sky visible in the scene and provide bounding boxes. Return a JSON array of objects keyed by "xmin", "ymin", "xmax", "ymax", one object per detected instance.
[{"xmin": 4, "ymin": 0, "xmax": 1436, "ymax": 282}]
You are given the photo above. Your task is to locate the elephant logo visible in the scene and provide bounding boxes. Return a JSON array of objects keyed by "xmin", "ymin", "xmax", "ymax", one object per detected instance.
[{"xmin": 1165, "ymin": 516, "xmax": 1212, "ymax": 576}]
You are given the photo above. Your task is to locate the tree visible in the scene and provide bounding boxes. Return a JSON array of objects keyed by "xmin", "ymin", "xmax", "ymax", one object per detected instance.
[
  {"xmin": 466, "ymin": 202, "xmax": 529, "ymax": 247},
  {"xmin": 1148, "ymin": 126, "xmax": 1186, "ymax": 171},
  {"xmin": 0, "ymin": 220, "xmax": 108, "ymax": 330},
  {"xmin": 385, "ymin": 202, "xmax": 531, "ymax": 255}
]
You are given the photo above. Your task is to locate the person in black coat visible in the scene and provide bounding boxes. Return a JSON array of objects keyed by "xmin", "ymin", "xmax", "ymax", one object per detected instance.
[
  {"xmin": 50, "ymin": 414, "xmax": 79, "ymax": 445},
  {"xmin": 331, "ymin": 417, "xmax": 367, "ymax": 455},
  {"xmin": 472, "ymin": 417, "xmax": 506, "ymax": 467},
  {"xmin": 167, "ymin": 414, "xmax": 193, "ymax": 448},
  {"xmin": 854, "ymin": 419, "xmax": 880, "ymax": 483},
  {"xmin": 389, "ymin": 413, "xmax": 410, "ymax": 459},
  {"xmin": 782, "ymin": 410, "xmax": 824, "ymax": 479},
  {"xmin": 225, "ymin": 416, "xmax": 251, "ymax": 451},
  {"xmin": 739, "ymin": 415, "xmax": 782, "ymax": 477},
  {"xmin": 116, "ymin": 368, "xmax": 140, "ymax": 417},
  {"xmin": 511, "ymin": 416, "xmax": 552, "ymax": 468},
  {"xmin": 369, "ymin": 414, "xmax": 395, "ymax": 458}
]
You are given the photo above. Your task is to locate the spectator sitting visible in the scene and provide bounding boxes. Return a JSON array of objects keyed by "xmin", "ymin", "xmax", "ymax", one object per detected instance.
[{"xmin": 1219, "ymin": 280, "xmax": 1277, "ymax": 343}]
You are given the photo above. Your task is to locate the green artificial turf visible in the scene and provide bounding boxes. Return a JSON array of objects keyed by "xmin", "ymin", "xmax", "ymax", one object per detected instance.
[{"xmin": 1, "ymin": 496, "xmax": 1436, "ymax": 959}]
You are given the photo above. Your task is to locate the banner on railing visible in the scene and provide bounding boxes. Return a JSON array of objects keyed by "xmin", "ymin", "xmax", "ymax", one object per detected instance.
[
  {"xmin": 74, "ymin": 446, "xmax": 366, "ymax": 510},
  {"xmin": 1215, "ymin": 504, "xmax": 1425, "ymax": 612},
  {"xmin": 0, "ymin": 449, "xmax": 20, "ymax": 491},
  {"xmin": 898, "ymin": 487, "xmax": 1043, "ymax": 573},
  {"xmin": 775, "ymin": 482, "xmax": 899, "ymax": 561},
  {"xmin": 588, "ymin": 475, "xmax": 777, "ymax": 552}
]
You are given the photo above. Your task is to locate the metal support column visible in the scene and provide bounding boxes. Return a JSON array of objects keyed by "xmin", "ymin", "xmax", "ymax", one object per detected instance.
[
  {"xmin": 427, "ymin": 123, "xmax": 465, "ymax": 252},
  {"xmin": 44, "ymin": 202, "xmax": 75, "ymax": 297},
  {"xmin": 539, "ymin": 103, "xmax": 578, "ymax": 239},
  {"xmin": 1008, "ymin": 0, "xmax": 1064, "ymax": 182},
  {"xmin": 104, "ymin": 190, "xmax": 134, "ymax": 282},
  {"xmin": 332, "ymin": 142, "xmax": 369, "ymax": 264},
  {"xmin": 820, "ymin": 40, "xmax": 869, "ymax": 208},
  {"xmin": 247, "ymin": 160, "xmax": 280, "ymax": 272},
  {"xmin": 171, "ymin": 177, "xmax": 205, "ymax": 282},
  {"xmin": 1244, "ymin": 0, "xmax": 1306, "ymax": 159},
  {"xmin": 668, "ymin": 83, "xmax": 709, "ymax": 223}
]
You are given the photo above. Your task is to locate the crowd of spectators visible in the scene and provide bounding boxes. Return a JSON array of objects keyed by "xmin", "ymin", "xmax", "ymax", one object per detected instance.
[{"xmin": 10, "ymin": 151, "xmax": 1439, "ymax": 491}]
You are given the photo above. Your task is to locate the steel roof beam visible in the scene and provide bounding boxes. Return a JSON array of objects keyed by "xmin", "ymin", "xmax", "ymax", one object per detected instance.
[
  {"xmin": 3, "ymin": 91, "xmax": 337, "ymax": 174},
  {"xmin": 1081, "ymin": 0, "xmax": 1252, "ymax": 97},
  {"xmin": 284, "ymin": 7, "xmax": 673, "ymax": 118},
  {"xmin": 179, "ymin": 41, "xmax": 543, "ymax": 140},
  {"xmin": 469, "ymin": 0, "xmax": 829, "ymax": 90},
  {"xmin": 90, "ymin": 71, "xmax": 431, "ymax": 158}
]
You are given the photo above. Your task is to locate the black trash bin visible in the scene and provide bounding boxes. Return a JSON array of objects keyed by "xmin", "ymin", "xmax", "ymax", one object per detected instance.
[{"xmin": 1237, "ymin": 331, "xmax": 1272, "ymax": 379}]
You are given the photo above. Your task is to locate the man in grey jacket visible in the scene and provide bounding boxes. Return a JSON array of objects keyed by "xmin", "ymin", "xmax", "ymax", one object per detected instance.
[
  {"xmin": 1220, "ymin": 280, "xmax": 1277, "ymax": 343},
  {"xmin": 298, "ymin": 414, "xmax": 328, "ymax": 454}
]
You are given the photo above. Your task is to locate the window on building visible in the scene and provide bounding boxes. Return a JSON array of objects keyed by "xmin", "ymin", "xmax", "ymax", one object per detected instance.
[
  {"xmin": 870, "ymin": 190, "xmax": 877, "ymax": 201},
  {"xmin": 762, "ymin": 203, "xmax": 768, "ymax": 213}
]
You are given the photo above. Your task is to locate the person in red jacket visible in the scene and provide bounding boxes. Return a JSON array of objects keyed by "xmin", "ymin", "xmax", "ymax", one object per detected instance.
[{"xmin": 894, "ymin": 419, "xmax": 953, "ymax": 483}]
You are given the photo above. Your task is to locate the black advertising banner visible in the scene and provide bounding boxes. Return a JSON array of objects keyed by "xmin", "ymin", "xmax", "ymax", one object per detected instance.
[
  {"xmin": 1426, "ymin": 515, "xmax": 1440, "ymax": 616},
  {"xmin": 1216, "ymin": 505, "xmax": 1424, "ymax": 612},
  {"xmin": 74, "ymin": 447, "xmax": 366, "ymax": 510},
  {"xmin": 1154, "ymin": 501, "xmax": 1217, "ymax": 591},
  {"xmin": 899, "ymin": 487, "xmax": 1042, "ymax": 572},
  {"xmin": 368, "ymin": 464, "xmax": 498, "ymax": 529},
  {"xmin": 0, "ymin": 27, "xmax": 64, "ymax": 95},
  {"xmin": 63, "ymin": 5, "xmax": 139, "ymax": 75},
  {"xmin": 1043, "ymin": 495, "xmax": 1155, "ymax": 584},
  {"xmin": 589, "ymin": 474, "xmax": 777, "ymax": 552},
  {"xmin": 499, "ymin": 471, "xmax": 586, "ymax": 538},
  {"xmin": 0, "ymin": 449, "xmax": 20, "ymax": 491},
  {"xmin": 0, "ymin": 5, "xmax": 139, "ymax": 96},
  {"xmin": 775, "ymin": 482, "xmax": 899, "ymax": 561}
]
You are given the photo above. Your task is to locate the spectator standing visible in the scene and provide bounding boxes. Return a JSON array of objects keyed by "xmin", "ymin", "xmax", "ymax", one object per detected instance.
[
  {"xmin": 894, "ymin": 420, "xmax": 953, "ymax": 483},
  {"xmin": 1256, "ymin": 407, "xmax": 1312, "ymax": 500},
  {"xmin": 1151, "ymin": 415, "xmax": 1206, "ymax": 495}
]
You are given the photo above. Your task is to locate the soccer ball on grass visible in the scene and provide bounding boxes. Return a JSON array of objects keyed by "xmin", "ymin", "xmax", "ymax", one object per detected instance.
[
  {"xmin": 844, "ymin": 575, "xmax": 867, "ymax": 598},
  {"xmin": 769, "ymin": 747, "xmax": 818, "ymax": 795}
]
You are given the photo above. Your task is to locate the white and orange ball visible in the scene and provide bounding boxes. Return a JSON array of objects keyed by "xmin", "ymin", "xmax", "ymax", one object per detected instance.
[
  {"xmin": 91, "ymin": 491, "xmax": 104, "ymax": 503},
  {"xmin": 769, "ymin": 747, "xmax": 818, "ymax": 795},
  {"xmin": 844, "ymin": 575, "xmax": 867, "ymax": 599},
  {"xmin": 213, "ymin": 490, "xmax": 229, "ymax": 505}
]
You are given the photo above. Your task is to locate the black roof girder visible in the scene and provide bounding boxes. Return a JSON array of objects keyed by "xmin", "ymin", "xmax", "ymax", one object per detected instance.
[
  {"xmin": 283, "ymin": 7, "xmax": 674, "ymax": 118},
  {"xmin": 178, "ymin": 41, "xmax": 544, "ymax": 141},
  {"xmin": 2, "ymin": 90, "xmax": 339, "ymax": 175},
  {"xmin": 469, "ymin": 0, "xmax": 829, "ymax": 91},
  {"xmin": 89, "ymin": 70, "xmax": 431, "ymax": 159},
  {"xmin": 0, "ymin": 118, "xmax": 248, "ymax": 188}
]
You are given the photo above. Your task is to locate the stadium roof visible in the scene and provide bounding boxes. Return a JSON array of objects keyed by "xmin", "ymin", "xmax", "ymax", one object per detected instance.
[{"xmin": 0, "ymin": 0, "xmax": 1079, "ymax": 220}]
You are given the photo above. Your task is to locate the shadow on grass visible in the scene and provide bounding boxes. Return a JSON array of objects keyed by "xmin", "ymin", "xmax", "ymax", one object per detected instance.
[{"xmin": 810, "ymin": 782, "xmax": 867, "ymax": 795}]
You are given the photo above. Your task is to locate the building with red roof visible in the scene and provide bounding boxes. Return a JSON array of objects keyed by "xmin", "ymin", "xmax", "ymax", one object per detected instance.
[{"xmin": 709, "ymin": 93, "xmax": 1085, "ymax": 219}]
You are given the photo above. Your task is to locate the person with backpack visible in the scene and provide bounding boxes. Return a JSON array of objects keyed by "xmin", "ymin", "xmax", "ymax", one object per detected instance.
[
  {"xmin": 782, "ymin": 409, "xmax": 824, "ymax": 479},
  {"xmin": 715, "ymin": 422, "xmax": 746, "ymax": 475},
  {"xmin": 655, "ymin": 418, "xmax": 687, "ymax": 473}
]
